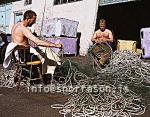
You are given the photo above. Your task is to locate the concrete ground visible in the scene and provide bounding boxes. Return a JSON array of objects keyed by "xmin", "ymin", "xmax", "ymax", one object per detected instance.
[
  {"xmin": 0, "ymin": 88, "xmax": 68, "ymax": 117},
  {"xmin": 0, "ymin": 56, "xmax": 150, "ymax": 117}
]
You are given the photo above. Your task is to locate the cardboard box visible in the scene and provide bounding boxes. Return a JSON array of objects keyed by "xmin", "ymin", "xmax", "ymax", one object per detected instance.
[{"xmin": 117, "ymin": 40, "xmax": 136, "ymax": 52}]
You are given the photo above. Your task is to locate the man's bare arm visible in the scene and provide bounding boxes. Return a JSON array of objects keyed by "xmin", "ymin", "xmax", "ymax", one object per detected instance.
[
  {"xmin": 91, "ymin": 33, "xmax": 97, "ymax": 42},
  {"xmin": 101, "ymin": 37, "xmax": 113, "ymax": 43},
  {"xmin": 107, "ymin": 30, "xmax": 113, "ymax": 42},
  {"xmin": 22, "ymin": 27, "xmax": 61, "ymax": 48}
]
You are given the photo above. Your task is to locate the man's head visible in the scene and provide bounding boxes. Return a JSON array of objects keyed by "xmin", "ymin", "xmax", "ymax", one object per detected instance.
[
  {"xmin": 99, "ymin": 19, "xmax": 106, "ymax": 32},
  {"xmin": 23, "ymin": 10, "xmax": 37, "ymax": 27}
]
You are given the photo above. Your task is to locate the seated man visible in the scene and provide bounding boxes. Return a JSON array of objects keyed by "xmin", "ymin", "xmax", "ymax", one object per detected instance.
[
  {"xmin": 91, "ymin": 19, "xmax": 113, "ymax": 66},
  {"xmin": 3, "ymin": 10, "xmax": 62, "ymax": 76}
]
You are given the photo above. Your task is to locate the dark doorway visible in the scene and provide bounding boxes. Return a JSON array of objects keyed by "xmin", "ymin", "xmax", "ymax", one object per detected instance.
[{"xmin": 96, "ymin": 0, "xmax": 150, "ymax": 48}]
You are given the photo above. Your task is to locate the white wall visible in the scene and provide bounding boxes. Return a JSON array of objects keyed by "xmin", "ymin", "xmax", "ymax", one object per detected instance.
[
  {"xmin": 46, "ymin": 0, "xmax": 99, "ymax": 55},
  {"xmin": 9, "ymin": 0, "xmax": 44, "ymax": 33},
  {"xmin": 9, "ymin": 0, "xmax": 99, "ymax": 55}
]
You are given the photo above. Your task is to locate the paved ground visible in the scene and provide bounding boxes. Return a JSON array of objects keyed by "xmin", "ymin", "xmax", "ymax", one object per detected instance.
[
  {"xmin": 0, "ymin": 56, "xmax": 150, "ymax": 117},
  {"xmin": 0, "ymin": 88, "xmax": 69, "ymax": 117}
]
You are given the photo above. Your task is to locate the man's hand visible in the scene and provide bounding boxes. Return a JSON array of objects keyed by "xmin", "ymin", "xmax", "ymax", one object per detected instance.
[
  {"xmin": 55, "ymin": 43, "xmax": 62, "ymax": 48},
  {"xmin": 95, "ymin": 38, "xmax": 104, "ymax": 43},
  {"xmin": 95, "ymin": 38, "xmax": 107, "ymax": 43},
  {"xmin": 100, "ymin": 38, "xmax": 107, "ymax": 43}
]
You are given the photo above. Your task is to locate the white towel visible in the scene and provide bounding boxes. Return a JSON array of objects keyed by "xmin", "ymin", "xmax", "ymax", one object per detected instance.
[{"xmin": 3, "ymin": 42, "xmax": 18, "ymax": 69}]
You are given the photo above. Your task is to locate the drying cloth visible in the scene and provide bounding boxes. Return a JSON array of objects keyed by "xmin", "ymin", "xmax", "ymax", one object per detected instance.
[{"xmin": 3, "ymin": 42, "xmax": 18, "ymax": 69}]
